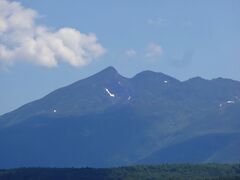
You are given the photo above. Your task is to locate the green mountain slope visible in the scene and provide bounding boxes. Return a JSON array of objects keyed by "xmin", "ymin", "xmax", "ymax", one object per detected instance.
[{"xmin": 0, "ymin": 67, "xmax": 240, "ymax": 168}]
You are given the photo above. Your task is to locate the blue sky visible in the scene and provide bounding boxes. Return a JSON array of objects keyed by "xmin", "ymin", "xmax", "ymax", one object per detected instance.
[{"xmin": 0, "ymin": 0, "xmax": 240, "ymax": 115}]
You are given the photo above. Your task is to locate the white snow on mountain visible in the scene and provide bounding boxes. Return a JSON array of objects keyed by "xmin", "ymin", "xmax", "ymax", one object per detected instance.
[{"xmin": 105, "ymin": 88, "xmax": 115, "ymax": 97}]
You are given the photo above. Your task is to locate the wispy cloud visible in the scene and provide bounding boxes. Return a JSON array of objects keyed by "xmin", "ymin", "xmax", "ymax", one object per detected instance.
[
  {"xmin": 169, "ymin": 49, "xmax": 194, "ymax": 67},
  {"xmin": 148, "ymin": 17, "xmax": 192, "ymax": 29},
  {"xmin": 145, "ymin": 43, "xmax": 163, "ymax": 58},
  {"xmin": 147, "ymin": 17, "xmax": 168, "ymax": 27},
  {"xmin": 0, "ymin": 0, "xmax": 106, "ymax": 68},
  {"xmin": 125, "ymin": 49, "xmax": 137, "ymax": 57}
]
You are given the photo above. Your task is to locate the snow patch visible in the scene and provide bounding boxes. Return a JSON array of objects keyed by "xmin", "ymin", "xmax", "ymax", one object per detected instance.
[
  {"xmin": 227, "ymin": 100, "xmax": 235, "ymax": 104},
  {"xmin": 53, "ymin": 109, "xmax": 57, "ymax": 113},
  {"xmin": 105, "ymin": 88, "xmax": 115, "ymax": 97},
  {"xmin": 164, "ymin": 80, "xmax": 168, "ymax": 83},
  {"xmin": 128, "ymin": 96, "xmax": 131, "ymax": 100}
]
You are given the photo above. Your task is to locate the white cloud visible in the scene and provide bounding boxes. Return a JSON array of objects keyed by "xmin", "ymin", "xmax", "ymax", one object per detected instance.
[
  {"xmin": 0, "ymin": 0, "xmax": 106, "ymax": 68},
  {"xmin": 146, "ymin": 43, "xmax": 163, "ymax": 58},
  {"xmin": 125, "ymin": 49, "xmax": 137, "ymax": 57},
  {"xmin": 147, "ymin": 17, "xmax": 168, "ymax": 27}
]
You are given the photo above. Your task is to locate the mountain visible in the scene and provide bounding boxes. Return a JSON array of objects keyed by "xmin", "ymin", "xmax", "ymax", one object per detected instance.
[{"xmin": 0, "ymin": 66, "xmax": 240, "ymax": 168}]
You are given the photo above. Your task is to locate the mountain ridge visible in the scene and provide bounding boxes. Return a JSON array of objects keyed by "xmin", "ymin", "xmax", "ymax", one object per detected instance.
[
  {"xmin": 1, "ymin": 66, "xmax": 240, "ymax": 117},
  {"xmin": 0, "ymin": 66, "xmax": 240, "ymax": 168}
]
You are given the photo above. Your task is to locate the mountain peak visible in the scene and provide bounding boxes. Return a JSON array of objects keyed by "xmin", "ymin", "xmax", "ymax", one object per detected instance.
[
  {"xmin": 100, "ymin": 66, "xmax": 118, "ymax": 75},
  {"xmin": 89, "ymin": 66, "xmax": 124, "ymax": 82},
  {"xmin": 132, "ymin": 70, "xmax": 180, "ymax": 84}
]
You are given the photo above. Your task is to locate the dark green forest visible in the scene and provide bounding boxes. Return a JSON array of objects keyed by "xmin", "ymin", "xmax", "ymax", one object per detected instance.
[{"xmin": 0, "ymin": 164, "xmax": 240, "ymax": 180}]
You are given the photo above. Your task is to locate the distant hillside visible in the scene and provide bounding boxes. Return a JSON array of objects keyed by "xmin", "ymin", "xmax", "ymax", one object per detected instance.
[
  {"xmin": 0, "ymin": 67, "xmax": 240, "ymax": 168},
  {"xmin": 0, "ymin": 164, "xmax": 240, "ymax": 180}
]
